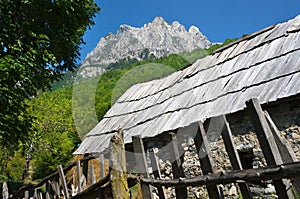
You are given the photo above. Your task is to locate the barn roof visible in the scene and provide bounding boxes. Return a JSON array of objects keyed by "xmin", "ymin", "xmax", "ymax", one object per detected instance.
[{"xmin": 74, "ymin": 15, "xmax": 300, "ymax": 155}]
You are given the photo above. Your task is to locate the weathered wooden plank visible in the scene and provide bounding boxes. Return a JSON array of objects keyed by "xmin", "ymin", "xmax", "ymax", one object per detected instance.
[
  {"xmin": 168, "ymin": 132, "xmax": 188, "ymax": 199},
  {"xmin": 214, "ymin": 115, "xmax": 252, "ymax": 199},
  {"xmin": 149, "ymin": 149, "xmax": 166, "ymax": 199},
  {"xmin": 194, "ymin": 121, "xmax": 222, "ymax": 199},
  {"xmin": 58, "ymin": 165, "xmax": 70, "ymax": 199},
  {"xmin": 110, "ymin": 130, "xmax": 130, "ymax": 199},
  {"xmin": 132, "ymin": 136, "xmax": 153, "ymax": 199},
  {"xmin": 246, "ymin": 98, "xmax": 294, "ymax": 199}
]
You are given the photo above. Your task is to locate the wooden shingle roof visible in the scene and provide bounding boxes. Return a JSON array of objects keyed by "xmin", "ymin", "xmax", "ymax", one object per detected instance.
[{"xmin": 74, "ymin": 15, "xmax": 300, "ymax": 155}]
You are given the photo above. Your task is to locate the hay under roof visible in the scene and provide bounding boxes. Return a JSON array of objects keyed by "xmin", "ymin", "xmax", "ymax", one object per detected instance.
[{"xmin": 74, "ymin": 15, "xmax": 300, "ymax": 155}]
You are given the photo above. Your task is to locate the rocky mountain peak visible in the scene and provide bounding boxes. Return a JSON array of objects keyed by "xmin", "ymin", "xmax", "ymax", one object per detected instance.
[{"xmin": 80, "ymin": 17, "xmax": 211, "ymax": 77}]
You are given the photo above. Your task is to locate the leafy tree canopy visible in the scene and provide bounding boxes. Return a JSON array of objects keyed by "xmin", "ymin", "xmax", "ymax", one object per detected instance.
[{"xmin": 0, "ymin": 0, "xmax": 100, "ymax": 148}]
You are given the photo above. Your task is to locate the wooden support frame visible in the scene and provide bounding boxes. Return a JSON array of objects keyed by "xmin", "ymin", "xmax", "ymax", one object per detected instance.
[
  {"xmin": 217, "ymin": 115, "xmax": 252, "ymax": 199},
  {"xmin": 149, "ymin": 149, "xmax": 166, "ymax": 199},
  {"xmin": 132, "ymin": 135, "xmax": 153, "ymax": 199},
  {"xmin": 167, "ymin": 132, "xmax": 188, "ymax": 199},
  {"xmin": 194, "ymin": 121, "xmax": 222, "ymax": 199},
  {"xmin": 246, "ymin": 98, "xmax": 295, "ymax": 199}
]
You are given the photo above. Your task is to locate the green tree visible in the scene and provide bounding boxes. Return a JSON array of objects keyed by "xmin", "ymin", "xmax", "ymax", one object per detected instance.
[
  {"xmin": 0, "ymin": 0, "xmax": 99, "ymax": 181},
  {"xmin": 0, "ymin": 0, "xmax": 99, "ymax": 145}
]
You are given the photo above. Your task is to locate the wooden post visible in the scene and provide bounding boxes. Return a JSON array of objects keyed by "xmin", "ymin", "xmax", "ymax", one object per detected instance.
[
  {"xmin": 264, "ymin": 111, "xmax": 298, "ymax": 162},
  {"xmin": 132, "ymin": 136, "xmax": 153, "ymax": 199},
  {"xmin": 110, "ymin": 129, "xmax": 130, "ymax": 199},
  {"xmin": 76, "ymin": 160, "xmax": 82, "ymax": 193},
  {"xmin": 149, "ymin": 149, "xmax": 166, "ymax": 199},
  {"xmin": 194, "ymin": 122, "xmax": 222, "ymax": 199},
  {"xmin": 58, "ymin": 165, "xmax": 70, "ymax": 199},
  {"xmin": 89, "ymin": 165, "xmax": 96, "ymax": 185},
  {"xmin": 216, "ymin": 115, "xmax": 252, "ymax": 199},
  {"xmin": 168, "ymin": 132, "xmax": 188, "ymax": 199},
  {"xmin": 99, "ymin": 154, "xmax": 105, "ymax": 179},
  {"xmin": 246, "ymin": 98, "xmax": 294, "ymax": 199}
]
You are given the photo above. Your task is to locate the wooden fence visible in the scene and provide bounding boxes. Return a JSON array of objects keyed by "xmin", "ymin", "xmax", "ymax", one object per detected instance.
[{"xmin": 12, "ymin": 98, "xmax": 300, "ymax": 198}]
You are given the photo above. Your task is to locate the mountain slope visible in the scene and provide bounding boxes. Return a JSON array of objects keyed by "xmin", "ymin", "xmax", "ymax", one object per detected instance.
[{"xmin": 79, "ymin": 16, "xmax": 211, "ymax": 77}]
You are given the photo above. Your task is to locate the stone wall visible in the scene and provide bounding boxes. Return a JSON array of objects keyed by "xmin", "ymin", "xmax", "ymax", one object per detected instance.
[{"xmin": 147, "ymin": 97, "xmax": 300, "ymax": 198}]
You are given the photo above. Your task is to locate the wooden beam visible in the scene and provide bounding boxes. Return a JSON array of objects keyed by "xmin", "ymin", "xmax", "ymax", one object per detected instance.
[
  {"xmin": 194, "ymin": 122, "xmax": 222, "ymax": 199},
  {"xmin": 264, "ymin": 111, "xmax": 298, "ymax": 163},
  {"xmin": 264, "ymin": 110, "xmax": 300, "ymax": 196},
  {"xmin": 149, "ymin": 149, "xmax": 166, "ymax": 199},
  {"xmin": 58, "ymin": 165, "xmax": 70, "ymax": 199},
  {"xmin": 246, "ymin": 98, "xmax": 294, "ymax": 199},
  {"xmin": 168, "ymin": 132, "xmax": 188, "ymax": 199},
  {"xmin": 132, "ymin": 136, "xmax": 153, "ymax": 199},
  {"xmin": 216, "ymin": 115, "xmax": 252, "ymax": 199},
  {"xmin": 110, "ymin": 130, "xmax": 130, "ymax": 199}
]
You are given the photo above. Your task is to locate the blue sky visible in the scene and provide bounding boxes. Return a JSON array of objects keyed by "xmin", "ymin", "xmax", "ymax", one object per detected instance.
[{"xmin": 79, "ymin": 0, "xmax": 300, "ymax": 63}]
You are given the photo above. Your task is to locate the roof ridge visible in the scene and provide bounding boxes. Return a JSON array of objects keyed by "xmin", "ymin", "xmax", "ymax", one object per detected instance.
[{"xmin": 212, "ymin": 24, "xmax": 276, "ymax": 55}]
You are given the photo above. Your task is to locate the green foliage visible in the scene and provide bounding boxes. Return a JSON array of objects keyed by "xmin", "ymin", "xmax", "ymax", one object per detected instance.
[
  {"xmin": 27, "ymin": 87, "xmax": 80, "ymax": 179},
  {"xmin": 0, "ymin": 0, "xmax": 99, "ymax": 182},
  {"xmin": 0, "ymin": 0, "xmax": 99, "ymax": 147}
]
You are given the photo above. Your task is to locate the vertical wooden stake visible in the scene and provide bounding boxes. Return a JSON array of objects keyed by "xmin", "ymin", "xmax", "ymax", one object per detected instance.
[
  {"xmin": 110, "ymin": 129, "xmax": 130, "ymax": 199},
  {"xmin": 24, "ymin": 191, "xmax": 29, "ymax": 199},
  {"xmin": 132, "ymin": 136, "xmax": 153, "ymax": 199},
  {"xmin": 149, "ymin": 149, "xmax": 166, "ymax": 199},
  {"xmin": 194, "ymin": 122, "xmax": 222, "ymax": 199},
  {"xmin": 76, "ymin": 160, "xmax": 82, "ymax": 193},
  {"xmin": 2, "ymin": 182, "xmax": 8, "ymax": 199},
  {"xmin": 58, "ymin": 165, "xmax": 70, "ymax": 199},
  {"xmin": 168, "ymin": 132, "xmax": 188, "ymax": 199},
  {"xmin": 99, "ymin": 154, "xmax": 105, "ymax": 179},
  {"xmin": 89, "ymin": 165, "xmax": 96, "ymax": 185},
  {"xmin": 216, "ymin": 115, "xmax": 252, "ymax": 199},
  {"xmin": 246, "ymin": 98, "xmax": 294, "ymax": 199}
]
